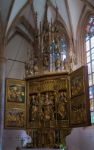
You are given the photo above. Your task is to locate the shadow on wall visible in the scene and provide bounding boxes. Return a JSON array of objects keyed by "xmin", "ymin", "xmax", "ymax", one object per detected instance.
[{"xmin": 66, "ymin": 126, "xmax": 94, "ymax": 150}]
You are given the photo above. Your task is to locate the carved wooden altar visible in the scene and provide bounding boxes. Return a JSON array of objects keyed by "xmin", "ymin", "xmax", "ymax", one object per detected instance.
[
  {"xmin": 5, "ymin": 66, "xmax": 91, "ymax": 148},
  {"xmin": 25, "ymin": 66, "xmax": 91, "ymax": 148}
]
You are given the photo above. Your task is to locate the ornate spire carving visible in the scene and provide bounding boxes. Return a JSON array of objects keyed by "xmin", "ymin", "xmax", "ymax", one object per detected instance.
[
  {"xmin": 43, "ymin": 0, "xmax": 49, "ymax": 31},
  {"xmin": 25, "ymin": 0, "xmax": 70, "ymax": 78}
]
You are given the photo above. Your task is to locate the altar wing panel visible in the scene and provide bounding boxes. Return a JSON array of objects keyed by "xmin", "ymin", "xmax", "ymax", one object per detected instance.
[
  {"xmin": 69, "ymin": 66, "xmax": 91, "ymax": 127},
  {"xmin": 5, "ymin": 78, "xmax": 26, "ymax": 129}
]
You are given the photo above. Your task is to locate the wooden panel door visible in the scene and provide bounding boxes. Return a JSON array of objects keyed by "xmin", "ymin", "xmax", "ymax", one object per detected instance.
[{"xmin": 69, "ymin": 66, "xmax": 91, "ymax": 127}]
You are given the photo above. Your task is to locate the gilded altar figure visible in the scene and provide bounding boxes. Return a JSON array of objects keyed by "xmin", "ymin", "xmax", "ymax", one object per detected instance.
[
  {"xmin": 63, "ymin": 58, "xmax": 69, "ymax": 70},
  {"xmin": 43, "ymin": 55, "xmax": 49, "ymax": 66},
  {"xmin": 55, "ymin": 57, "xmax": 62, "ymax": 71},
  {"xmin": 33, "ymin": 58, "xmax": 39, "ymax": 74},
  {"xmin": 29, "ymin": 94, "xmax": 39, "ymax": 121},
  {"xmin": 69, "ymin": 50, "xmax": 75, "ymax": 71},
  {"xmin": 54, "ymin": 37, "xmax": 60, "ymax": 53},
  {"xmin": 58, "ymin": 91, "xmax": 67, "ymax": 120},
  {"xmin": 55, "ymin": 45, "xmax": 60, "ymax": 53},
  {"xmin": 44, "ymin": 93, "xmax": 54, "ymax": 121},
  {"xmin": 43, "ymin": 32, "xmax": 49, "ymax": 47}
]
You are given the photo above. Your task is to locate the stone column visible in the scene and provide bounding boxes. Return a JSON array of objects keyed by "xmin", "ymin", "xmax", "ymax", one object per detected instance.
[
  {"xmin": 0, "ymin": 19, "xmax": 6, "ymax": 150},
  {"xmin": 0, "ymin": 56, "xmax": 6, "ymax": 150}
]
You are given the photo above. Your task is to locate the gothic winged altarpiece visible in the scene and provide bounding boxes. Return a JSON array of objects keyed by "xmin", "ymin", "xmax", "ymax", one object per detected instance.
[
  {"xmin": 5, "ymin": 66, "xmax": 91, "ymax": 148},
  {"xmin": 4, "ymin": 2, "xmax": 91, "ymax": 148}
]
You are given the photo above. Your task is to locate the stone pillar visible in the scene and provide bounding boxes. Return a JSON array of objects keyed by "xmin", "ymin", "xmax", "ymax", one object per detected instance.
[
  {"xmin": 0, "ymin": 57, "xmax": 6, "ymax": 150},
  {"xmin": 0, "ymin": 18, "xmax": 5, "ymax": 150}
]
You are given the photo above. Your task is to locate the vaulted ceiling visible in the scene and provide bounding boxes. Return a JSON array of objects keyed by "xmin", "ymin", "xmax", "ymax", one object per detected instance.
[
  {"xmin": 0, "ymin": 0, "xmax": 94, "ymax": 79},
  {"xmin": 0, "ymin": 0, "xmax": 93, "ymax": 42}
]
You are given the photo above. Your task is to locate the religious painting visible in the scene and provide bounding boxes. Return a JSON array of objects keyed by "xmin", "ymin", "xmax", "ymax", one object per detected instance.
[
  {"xmin": 7, "ymin": 81, "xmax": 25, "ymax": 103},
  {"xmin": 70, "ymin": 66, "xmax": 88, "ymax": 98},
  {"xmin": 5, "ymin": 78, "xmax": 26, "ymax": 129},
  {"xmin": 69, "ymin": 95, "xmax": 91, "ymax": 126},
  {"xmin": 5, "ymin": 108, "xmax": 25, "ymax": 128},
  {"xmin": 70, "ymin": 76, "xmax": 84, "ymax": 97},
  {"xmin": 69, "ymin": 66, "xmax": 91, "ymax": 127}
]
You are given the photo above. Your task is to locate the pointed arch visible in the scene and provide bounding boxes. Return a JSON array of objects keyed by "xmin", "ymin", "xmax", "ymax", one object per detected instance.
[
  {"xmin": 76, "ymin": 8, "xmax": 94, "ymax": 66},
  {"xmin": 0, "ymin": 13, "xmax": 4, "ymax": 56},
  {"xmin": 76, "ymin": 9, "xmax": 94, "ymax": 124}
]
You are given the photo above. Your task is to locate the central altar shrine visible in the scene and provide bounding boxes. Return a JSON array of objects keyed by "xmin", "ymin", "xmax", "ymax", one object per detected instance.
[{"xmin": 25, "ymin": 66, "xmax": 90, "ymax": 148}]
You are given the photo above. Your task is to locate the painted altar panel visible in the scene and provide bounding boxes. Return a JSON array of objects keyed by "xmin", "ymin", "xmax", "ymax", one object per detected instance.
[
  {"xmin": 69, "ymin": 66, "xmax": 91, "ymax": 127},
  {"xmin": 5, "ymin": 79, "xmax": 26, "ymax": 129}
]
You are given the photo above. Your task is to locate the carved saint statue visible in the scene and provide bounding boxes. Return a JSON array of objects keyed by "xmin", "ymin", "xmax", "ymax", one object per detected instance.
[
  {"xmin": 69, "ymin": 50, "xmax": 75, "ymax": 71},
  {"xmin": 43, "ymin": 54, "xmax": 50, "ymax": 71},
  {"xmin": 33, "ymin": 57, "xmax": 39, "ymax": 74},
  {"xmin": 44, "ymin": 93, "xmax": 53, "ymax": 121},
  {"xmin": 29, "ymin": 95, "xmax": 39, "ymax": 121},
  {"xmin": 58, "ymin": 91, "xmax": 67, "ymax": 120},
  {"xmin": 55, "ymin": 57, "xmax": 62, "ymax": 71}
]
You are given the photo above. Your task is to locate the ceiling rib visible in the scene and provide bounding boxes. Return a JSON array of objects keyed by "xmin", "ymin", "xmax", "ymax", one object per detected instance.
[
  {"xmin": 49, "ymin": 0, "xmax": 67, "ymax": 27},
  {"xmin": 19, "ymin": 16, "xmax": 35, "ymax": 37},
  {"xmin": 86, "ymin": 0, "xmax": 94, "ymax": 10},
  {"xmin": 81, "ymin": 0, "xmax": 94, "ymax": 9},
  {"xmin": 7, "ymin": 28, "xmax": 32, "ymax": 45},
  {"xmin": 64, "ymin": 0, "xmax": 74, "ymax": 47},
  {"xmin": 6, "ymin": 1, "xmax": 29, "ymax": 37},
  {"xmin": 6, "ymin": 0, "xmax": 15, "ymax": 32}
]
